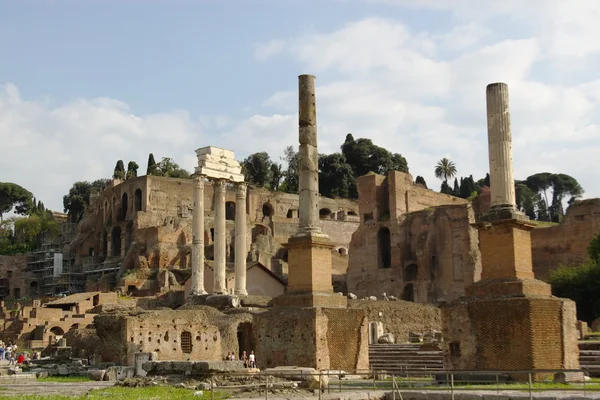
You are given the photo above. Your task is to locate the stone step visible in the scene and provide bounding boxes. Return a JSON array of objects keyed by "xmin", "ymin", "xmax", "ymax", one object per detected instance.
[{"xmin": 370, "ymin": 359, "xmax": 443, "ymax": 365}]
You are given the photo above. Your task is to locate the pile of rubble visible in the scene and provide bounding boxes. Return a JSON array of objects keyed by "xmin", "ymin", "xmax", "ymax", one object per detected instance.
[{"xmin": 26, "ymin": 359, "xmax": 134, "ymax": 381}]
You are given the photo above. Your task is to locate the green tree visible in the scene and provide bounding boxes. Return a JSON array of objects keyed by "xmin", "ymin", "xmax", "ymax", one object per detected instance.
[
  {"xmin": 459, "ymin": 176, "xmax": 476, "ymax": 199},
  {"xmin": 452, "ymin": 178, "xmax": 460, "ymax": 196},
  {"xmin": 269, "ymin": 163, "xmax": 283, "ymax": 191},
  {"xmin": 280, "ymin": 146, "xmax": 299, "ymax": 193},
  {"xmin": 0, "ymin": 182, "xmax": 33, "ymax": 221},
  {"xmin": 515, "ymin": 181, "xmax": 537, "ymax": 220},
  {"xmin": 126, "ymin": 161, "xmax": 139, "ymax": 180},
  {"xmin": 113, "ymin": 160, "xmax": 126, "ymax": 180},
  {"xmin": 319, "ymin": 153, "xmax": 357, "ymax": 199},
  {"xmin": 146, "ymin": 153, "xmax": 157, "ymax": 175},
  {"xmin": 525, "ymin": 172, "xmax": 584, "ymax": 223},
  {"xmin": 550, "ymin": 234, "xmax": 600, "ymax": 323},
  {"xmin": 341, "ymin": 133, "xmax": 409, "ymax": 177},
  {"xmin": 440, "ymin": 180, "xmax": 452, "ymax": 195},
  {"xmin": 154, "ymin": 157, "xmax": 191, "ymax": 178},
  {"xmin": 241, "ymin": 152, "xmax": 272, "ymax": 187},
  {"xmin": 63, "ymin": 179, "xmax": 109, "ymax": 222},
  {"xmin": 434, "ymin": 158, "xmax": 457, "ymax": 191},
  {"xmin": 415, "ymin": 176, "xmax": 428, "ymax": 188}
]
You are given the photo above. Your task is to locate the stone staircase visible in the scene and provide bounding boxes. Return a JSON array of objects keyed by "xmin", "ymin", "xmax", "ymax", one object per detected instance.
[
  {"xmin": 369, "ymin": 343, "xmax": 443, "ymax": 376},
  {"xmin": 579, "ymin": 341, "xmax": 600, "ymax": 377}
]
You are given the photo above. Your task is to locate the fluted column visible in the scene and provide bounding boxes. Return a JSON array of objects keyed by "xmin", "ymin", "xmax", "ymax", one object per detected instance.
[
  {"xmin": 234, "ymin": 182, "xmax": 248, "ymax": 295},
  {"xmin": 298, "ymin": 74, "xmax": 322, "ymax": 234},
  {"xmin": 486, "ymin": 82, "xmax": 516, "ymax": 209},
  {"xmin": 213, "ymin": 179, "xmax": 227, "ymax": 294},
  {"xmin": 191, "ymin": 175, "xmax": 207, "ymax": 295}
]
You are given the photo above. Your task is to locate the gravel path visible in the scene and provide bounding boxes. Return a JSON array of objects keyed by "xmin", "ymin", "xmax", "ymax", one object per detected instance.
[{"xmin": 0, "ymin": 381, "xmax": 115, "ymax": 397}]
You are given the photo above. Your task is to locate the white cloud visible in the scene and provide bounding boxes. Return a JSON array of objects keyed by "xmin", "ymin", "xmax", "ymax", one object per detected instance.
[
  {"xmin": 254, "ymin": 39, "xmax": 285, "ymax": 61},
  {"xmin": 250, "ymin": 9, "xmax": 600, "ymax": 198},
  {"xmin": 5, "ymin": 1, "xmax": 600, "ymax": 215}
]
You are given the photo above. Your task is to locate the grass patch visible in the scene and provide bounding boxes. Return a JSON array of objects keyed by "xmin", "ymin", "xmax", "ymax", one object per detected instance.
[
  {"xmin": 36, "ymin": 376, "xmax": 91, "ymax": 383},
  {"xmin": 531, "ymin": 220, "xmax": 559, "ymax": 228},
  {"xmin": 0, "ymin": 386, "xmax": 229, "ymax": 400}
]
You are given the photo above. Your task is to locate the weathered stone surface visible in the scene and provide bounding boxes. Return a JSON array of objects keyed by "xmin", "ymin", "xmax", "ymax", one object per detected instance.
[
  {"xmin": 377, "ymin": 333, "xmax": 395, "ymax": 344},
  {"xmin": 87, "ymin": 369, "xmax": 106, "ymax": 381},
  {"xmin": 347, "ymin": 170, "xmax": 480, "ymax": 304},
  {"xmin": 486, "ymin": 82, "xmax": 516, "ymax": 210}
]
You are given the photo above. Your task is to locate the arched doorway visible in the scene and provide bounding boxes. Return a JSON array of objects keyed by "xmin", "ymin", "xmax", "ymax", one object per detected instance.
[
  {"xmin": 251, "ymin": 225, "xmax": 269, "ymax": 243},
  {"xmin": 404, "ymin": 264, "xmax": 418, "ymax": 281},
  {"xmin": 402, "ymin": 283, "xmax": 414, "ymax": 302},
  {"xmin": 319, "ymin": 208, "xmax": 332, "ymax": 218},
  {"xmin": 50, "ymin": 326, "xmax": 65, "ymax": 344},
  {"xmin": 134, "ymin": 189, "xmax": 142, "ymax": 212},
  {"xmin": 121, "ymin": 193, "xmax": 128, "ymax": 220},
  {"xmin": 377, "ymin": 227, "xmax": 391, "ymax": 268},
  {"xmin": 237, "ymin": 322, "xmax": 255, "ymax": 359},
  {"xmin": 262, "ymin": 203, "xmax": 274, "ymax": 218},
  {"xmin": 111, "ymin": 227, "xmax": 122, "ymax": 257}
]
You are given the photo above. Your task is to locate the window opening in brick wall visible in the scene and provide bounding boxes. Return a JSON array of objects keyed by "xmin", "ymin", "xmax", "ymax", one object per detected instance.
[
  {"xmin": 363, "ymin": 212, "xmax": 373, "ymax": 223},
  {"xmin": 450, "ymin": 342, "xmax": 461, "ymax": 358},
  {"xmin": 377, "ymin": 227, "xmax": 391, "ymax": 268},
  {"xmin": 181, "ymin": 331, "xmax": 192, "ymax": 353}
]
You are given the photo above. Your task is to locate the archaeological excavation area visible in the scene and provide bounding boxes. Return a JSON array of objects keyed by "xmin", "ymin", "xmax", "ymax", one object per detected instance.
[{"xmin": 1, "ymin": 75, "xmax": 599, "ymax": 398}]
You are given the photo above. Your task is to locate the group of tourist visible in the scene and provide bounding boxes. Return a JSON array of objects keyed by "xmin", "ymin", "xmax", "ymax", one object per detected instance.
[
  {"xmin": 0, "ymin": 341, "xmax": 32, "ymax": 366},
  {"xmin": 225, "ymin": 350, "xmax": 256, "ymax": 368}
]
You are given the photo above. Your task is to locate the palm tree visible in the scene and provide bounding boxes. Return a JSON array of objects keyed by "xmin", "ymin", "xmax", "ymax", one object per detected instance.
[{"xmin": 434, "ymin": 158, "xmax": 457, "ymax": 183}]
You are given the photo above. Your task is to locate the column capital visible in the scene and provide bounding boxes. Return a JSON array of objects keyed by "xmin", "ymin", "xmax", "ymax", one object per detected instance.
[
  {"xmin": 235, "ymin": 182, "xmax": 247, "ymax": 198},
  {"xmin": 193, "ymin": 174, "xmax": 206, "ymax": 189},
  {"xmin": 213, "ymin": 178, "xmax": 227, "ymax": 189}
]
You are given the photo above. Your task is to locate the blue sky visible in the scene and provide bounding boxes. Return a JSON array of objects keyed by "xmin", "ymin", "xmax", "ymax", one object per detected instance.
[{"xmin": 2, "ymin": 0, "xmax": 600, "ymax": 212}]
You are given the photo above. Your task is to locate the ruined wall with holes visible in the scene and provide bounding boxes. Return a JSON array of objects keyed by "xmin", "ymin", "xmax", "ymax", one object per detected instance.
[
  {"xmin": 253, "ymin": 307, "xmax": 368, "ymax": 370},
  {"xmin": 531, "ymin": 199, "xmax": 600, "ymax": 281},
  {"xmin": 68, "ymin": 175, "xmax": 360, "ymax": 295},
  {"xmin": 95, "ymin": 306, "xmax": 253, "ymax": 365},
  {"xmin": 0, "ymin": 255, "xmax": 32, "ymax": 300},
  {"xmin": 347, "ymin": 194, "xmax": 481, "ymax": 304},
  {"xmin": 442, "ymin": 297, "xmax": 579, "ymax": 372},
  {"xmin": 348, "ymin": 299, "xmax": 441, "ymax": 343},
  {"xmin": 322, "ymin": 308, "xmax": 369, "ymax": 371}
]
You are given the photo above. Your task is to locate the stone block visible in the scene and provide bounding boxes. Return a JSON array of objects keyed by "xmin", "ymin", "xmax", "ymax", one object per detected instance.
[{"xmin": 87, "ymin": 369, "xmax": 106, "ymax": 381}]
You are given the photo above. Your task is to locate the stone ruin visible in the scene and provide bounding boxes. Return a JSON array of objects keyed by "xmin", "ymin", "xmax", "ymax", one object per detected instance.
[{"xmin": 441, "ymin": 83, "xmax": 579, "ymax": 378}]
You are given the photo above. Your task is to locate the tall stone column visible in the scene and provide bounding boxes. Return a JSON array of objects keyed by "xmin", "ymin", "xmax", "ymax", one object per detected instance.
[
  {"xmin": 234, "ymin": 183, "xmax": 248, "ymax": 295},
  {"xmin": 213, "ymin": 179, "xmax": 227, "ymax": 294},
  {"xmin": 486, "ymin": 82, "xmax": 516, "ymax": 210},
  {"xmin": 298, "ymin": 74, "xmax": 322, "ymax": 235},
  {"xmin": 191, "ymin": 175, "xmax": 207, "ymax": 295}
]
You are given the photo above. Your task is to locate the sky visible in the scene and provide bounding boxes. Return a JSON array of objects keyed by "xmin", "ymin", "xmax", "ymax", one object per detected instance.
[{"xmin": 1, "ymin": 0, "xmax": 600, "ymax": 213}]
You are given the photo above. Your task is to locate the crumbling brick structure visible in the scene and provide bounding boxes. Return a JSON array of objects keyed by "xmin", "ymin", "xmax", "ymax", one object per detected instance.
[
  {"xmin": 347, "ymin": 170, "xmax": 481, "ymax": 303},
  {"xmin": 442, "ymin": 83, "xmax": 579, "ymax": 377}
]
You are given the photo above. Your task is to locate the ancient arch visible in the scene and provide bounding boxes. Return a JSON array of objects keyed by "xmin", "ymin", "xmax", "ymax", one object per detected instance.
[
  {"xmin": 337, "ymin": 247, "xmax": 348, "ymax": 256},
  {"xmin": 319, "ymin": 208, "xmax": 332, "ymax": 218},
  {"xmin": 134, "ymin": 189, "xmax": 142, "ymax": 212},
  {"xmin": 251, "ymin": 224, "xmax": 269, "ymax": 243},
  {"xmin": 377, "ymin": 227, "xmax": 391, "ymax": 269},
  {"xmin": 121, "ymin": 193, "xmax": 128, "ymax": 221},
  {"xmin": 111, "ymin": 227, "xmax": 122, "ymax": 257},
  {"xmin": 226, "ymin": 201, "xmax": 236, "ymax": 221},
  {"xmin": 402, "ymin": 283, "xmax": 414, "ymax": 302},
  {"xmin": 69, "ymin": 323, "xmax": 80, "ymax": 331},
  {"xmin": 262, "ymin": 203, "xmax": 274, "ymax": 218},
  {"xmin": 404, "ymin": 264, "xmax": 418, "ymax": 281}
]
